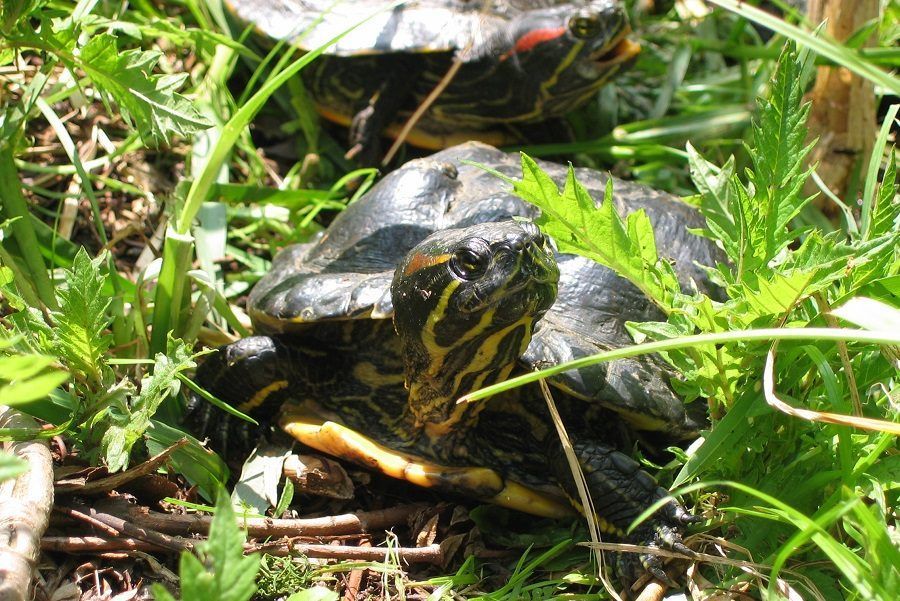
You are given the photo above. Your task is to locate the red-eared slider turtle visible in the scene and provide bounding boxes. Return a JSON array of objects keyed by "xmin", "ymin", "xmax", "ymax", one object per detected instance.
[
  {"xmin": 188, "ymin": 142, "xmax": 719, "ymax": 582},
  {"xmin": 227, "ymin": 0, "xmax": 639, "ymax": 160}
]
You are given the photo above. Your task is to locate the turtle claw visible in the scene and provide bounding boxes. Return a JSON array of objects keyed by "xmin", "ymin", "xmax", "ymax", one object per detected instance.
[
  {"xmin": 643, "ymin": 556, "xmax": 676, "ymax": 588},
  {"xmin": 671, "ymin": 540, "xmax": 696, "ymax": 558}
]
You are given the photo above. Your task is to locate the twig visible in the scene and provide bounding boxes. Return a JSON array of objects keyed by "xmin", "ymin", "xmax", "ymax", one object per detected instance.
[
  {"xmin": 55, "ymin": 439, "xmax": 188, "ymax": 495},
  {"xmin": 0, "ymin": 408, "xmax": 55, "ymax": 601},
  {"xmin": 53, "ymin": 506, "xmax": 121, "ymax": 537},
  {"xmin": 380, "ymin": 56, "xmax": 464, "ymax": 166},
  {"xmin": 100, "ymin": 500, "xmax": 425, "ymax": 538},
  {"xmin": 41, "ymin": 537, "xmax": 163, "ymax": 554},
  {"xmin": 41, "ymin": 537, "xmax": 443, "ymax": 564},
  {"xmin": 63, "ymin": 505, "xmax": 193, "ymax": 553},
  {"xmin": 343, "ymin": 537, "xmax": 370, "ymax": 601},
  {"xmin": 252, "ymin": 540, "xmax": 443, "ymax": 565},
  {"xmin": 633, "ymin": 580, "xmax": 667, "ymax": 601}
]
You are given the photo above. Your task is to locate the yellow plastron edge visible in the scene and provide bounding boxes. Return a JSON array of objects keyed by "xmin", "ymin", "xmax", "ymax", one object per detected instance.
[{"xmin": 279, "ymin": 409, "xmax": 574, "ymax": 518}]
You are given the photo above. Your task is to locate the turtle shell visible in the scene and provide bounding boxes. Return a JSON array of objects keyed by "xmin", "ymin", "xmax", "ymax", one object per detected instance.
[
  {"xmin": 227, "ymin": 0, "xmax": 625, "ymax": 56},
  {"xmin": 226, "ymin": 1, "xmax": 639, "ymax": 149},
  {"xmin": 227, "ymin": 0, "xmax": 505, "ymax": 56},
  {"xmin": 250, "ymin": 142, "xmax": 721, "ymax": 436}
]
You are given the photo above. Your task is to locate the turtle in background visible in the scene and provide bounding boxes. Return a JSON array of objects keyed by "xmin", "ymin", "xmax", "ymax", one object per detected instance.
[
  {"xmin": 227, "ymin": 0, "xmax": 640, "ymax": 162},
  {"xmin": 188, "ymin": 143, "xmax": 720, "ymax": 583}
]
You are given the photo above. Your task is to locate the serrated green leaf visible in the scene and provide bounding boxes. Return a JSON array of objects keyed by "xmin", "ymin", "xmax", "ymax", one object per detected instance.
[
  {"xmin": 514, "ymin": 154, "xmax": 679, "ymax": 311},
  {"xmin": 54, "ymin": 248, "xmax": 111, "ymax": 384},
  {"xmin": 747, "ymin": 43, "xmax": 815, "ymax": 265},
  {"xmin": 75, "ymin": 34, "xmax": 209, "ymax": 145},
  {"xmin": 842, "ymin": 230, "xmax": 898, "ymax": 293},
  {"xmin": 687, "ymin": 143, "xmax": 741, "ymax": 255},
  {"xmin": 0, "ymin": 451, "xmax": 28, "ymax": 482},
  {"xmin": 869, "ymin": 149, "xmax": 898, "ymax": 240},
  {"xmin": 738, "ymin": 269, "xmax": 819, "ymax": 324},
  {"xmin": 101, "ymin": 338, "xmax": 195, "ymax": 471},
  {"xmin": 178, "ymin": 490, "xmax": 260, "ymax": 601},
  {"xmin": 0, "ymin": 0, "xmax": 40, "ymax": 35}
]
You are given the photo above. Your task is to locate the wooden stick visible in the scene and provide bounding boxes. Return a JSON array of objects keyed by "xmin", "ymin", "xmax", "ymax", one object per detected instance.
[
  {"xmin": 41, "ymin": 537, "xmax": 162, "ymax": 553},
  {"xmin": 342, "ymin": 537, "xmax": 370, "ymax": 601},
  {"xmin": 55, "ymin": 439, "xmax": 188, "ymax": 495},
  {"xmin": 0, "ymin": 408, "xmax": 55, "ymax": 601},
  {"xmin": 42, "ymin": 537, "xmax": 443, "ymax": 565},
  {"xmin": 62, "ymin": 505, "xmax": 193, "ymax": 553},
  {"xmin": 100, "ymin": 500, "xmax": 425, "ymax": 538},
  {"xmin": 252, "ymin": 540, "xmax": 443, "ymax": 565}
]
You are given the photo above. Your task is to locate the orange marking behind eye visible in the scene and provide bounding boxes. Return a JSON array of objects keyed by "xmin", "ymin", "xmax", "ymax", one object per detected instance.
[
  {"xmin": 403, "ymin": 252, "xmax": 452, "ymax": 276},
  {"xmin": 500, "ymin": 27, "xmax": 566, "ymax": 62}
]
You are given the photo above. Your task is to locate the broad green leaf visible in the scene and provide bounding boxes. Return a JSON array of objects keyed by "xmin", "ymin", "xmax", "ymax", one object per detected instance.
[{"xmin": 178, "ymin": 490, "xmax": 260, "ymax": 601}]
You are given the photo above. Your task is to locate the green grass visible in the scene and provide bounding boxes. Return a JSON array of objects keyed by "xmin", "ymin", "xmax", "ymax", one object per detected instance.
[{"xmin": 0, "ymin": 0, "xmax": 898, "ymax": 599}]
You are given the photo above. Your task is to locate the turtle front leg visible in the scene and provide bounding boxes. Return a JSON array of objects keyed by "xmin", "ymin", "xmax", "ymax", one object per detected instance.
[
  {"xmin": 346, "ymin": 58, "xmax": 424, "ymax": 164},
  {"xmin": 185, "ymin": 335, "xmax": 303, "ymax": 459},
  {"xmin": 547, "ymin": 439, "xmax": 699, "ymax": 586}
]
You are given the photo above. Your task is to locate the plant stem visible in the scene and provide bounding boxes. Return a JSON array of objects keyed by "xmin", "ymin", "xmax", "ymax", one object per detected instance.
[{"xmin": 0, "ymin": 146, "xmax": 59, "ymax": 309}]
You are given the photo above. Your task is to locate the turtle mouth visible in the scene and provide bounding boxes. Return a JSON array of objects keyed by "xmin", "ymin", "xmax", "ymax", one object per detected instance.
[{"xmin": 590, "ymin": 28, "xmax": 641, "ymax": 68}]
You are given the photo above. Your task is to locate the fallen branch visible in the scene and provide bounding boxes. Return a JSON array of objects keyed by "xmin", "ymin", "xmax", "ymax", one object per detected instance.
[
  {"xmin": 41, "ymin": 536, "xmax": 162, "ymax": 553},
  {"xmin": 60, "ymin": 505, "xmax": 193, "ymax": 553},
  {"xmin": 99, "ymin": 499, "xmax": 425, "ymax": 538},
  {"xmin": 342, "ymin": 536, "xmax": 370, "ymax": 601},
  {"xmin": 634, "ymin": 580, "xmax": 667, "ymax": 601},
  {"xmin": 0, "ymin": 408, "xmax": 55, "ymax": 601},
  {"xmin": 251, "ymin": 540, "xmax": 443, "ymax": 565},
  {"xmin": 42, "ymin": 536, "xmax": 443, "ymax": 564},
  {"xmin": 54, "ymin": 439, "xmax": 188, "ymax": 495}
]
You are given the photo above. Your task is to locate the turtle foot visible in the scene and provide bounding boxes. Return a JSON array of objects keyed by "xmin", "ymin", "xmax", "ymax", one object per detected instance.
[
  {"xmin": 548, "ymin": 439, "xmax": 698, "ymax": 586},
  {"xmin": 184, "ymin": 336, "xmax": 295, "ymax": 460}
]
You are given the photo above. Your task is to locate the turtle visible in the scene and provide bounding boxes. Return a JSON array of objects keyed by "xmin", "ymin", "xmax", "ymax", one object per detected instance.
[
  {"xmin": 227, "ymin": 0, "xmax": 640, "ymax": 161},
  {"xmin": 187, "ymin": 142, "xmax": 720, "ymax": 582}
]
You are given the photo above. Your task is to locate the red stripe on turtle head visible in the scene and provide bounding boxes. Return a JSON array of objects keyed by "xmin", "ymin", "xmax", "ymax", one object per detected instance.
[
  {"xmin": 500, "ymin": 27, "xmax": 567, "ymax": 62},
  {"xmin": 403, "ymin": 252, "xmax": 451, "ymax": 277}
]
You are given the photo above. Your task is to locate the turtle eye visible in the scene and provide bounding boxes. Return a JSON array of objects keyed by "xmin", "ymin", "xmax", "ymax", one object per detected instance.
[
  {"xmin": 568, "ymin": 14, "xmax": 603, "ymax": 39},
  {"xmin": 450, "ymin": 248, "xmax": 488, "ymax": 281}
]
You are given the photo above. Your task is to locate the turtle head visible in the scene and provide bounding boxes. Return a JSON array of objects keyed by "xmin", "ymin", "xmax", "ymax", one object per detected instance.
[
  {"xmin": 496, "ymin": 1, "xmax": 639, "ymax": 115},
  {"xmin": 391, "ymin": 220, "xmax": 558, "ymax": 430}
]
